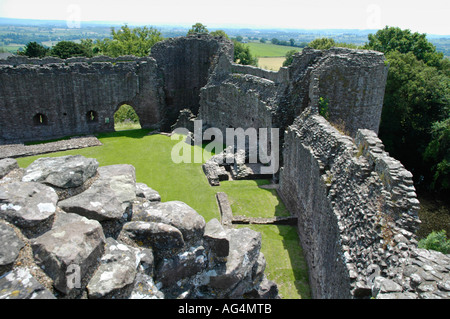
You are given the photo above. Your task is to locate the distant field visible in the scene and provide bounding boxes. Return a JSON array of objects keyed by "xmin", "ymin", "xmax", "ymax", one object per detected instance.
[
  {"xmin": 245, "ymin": 42, "xmax": 301, "ymax": 71},
  {"xmin": 258, "ymin": 57, "xmax": 286, "ymax": 71},
  {"xmin": 246, "ymin": 42, "xmax": 301, "ymax": 57}
]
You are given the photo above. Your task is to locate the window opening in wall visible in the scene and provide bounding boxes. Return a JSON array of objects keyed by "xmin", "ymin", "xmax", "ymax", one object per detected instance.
[
  {"xmin": 114, "ymin": 104, "xmax": 141, "ymax": 131},
  {"xmin": 86, "ymin": 110, "xmax": 99, "ymax": 123},
  {"xmin": 33, "ymin": 113, "xmax": 48, "ymax": 126}
]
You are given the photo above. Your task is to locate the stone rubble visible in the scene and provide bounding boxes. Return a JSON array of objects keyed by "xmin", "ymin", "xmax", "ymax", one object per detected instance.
[{"xmin": 0, "ymin": 155, "xmax": 278, "ymax": 299}]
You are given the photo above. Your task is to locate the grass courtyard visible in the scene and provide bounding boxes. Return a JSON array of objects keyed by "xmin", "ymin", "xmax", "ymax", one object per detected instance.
[{"xmin": 15, "ymin": 129, "xmax": 310, "ymax": 299}]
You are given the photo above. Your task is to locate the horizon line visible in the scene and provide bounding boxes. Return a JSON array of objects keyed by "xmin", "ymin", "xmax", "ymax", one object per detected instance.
[{"xmin": 1, "ymin": 16, "xmax": 449, "ymax": 37}]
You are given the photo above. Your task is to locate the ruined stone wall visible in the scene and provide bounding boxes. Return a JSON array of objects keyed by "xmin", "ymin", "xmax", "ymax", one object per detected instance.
[
  {"xmin": 280, "ymin": 48, "xmax": 388, "ymax": 137},
  {"xmin": 308, "ymin": 48, "xmax": 389, "ymax": 136},
  {"xmin": 278, "ymin": 111, "xmax": 422, "ymax": 298},
  {"xmin": 151, "ymin": 34, "xmax": 234, "ymax": 130},
  {"xmin": 0, "ymin": 56, "xmax": 164, "ymax": 144},
  {"xmin": 198, "ymin": 47, "xmax": 388, "ymax": 144}
]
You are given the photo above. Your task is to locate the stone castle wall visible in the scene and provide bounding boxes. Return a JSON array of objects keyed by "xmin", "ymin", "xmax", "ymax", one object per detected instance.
[
  {"xmin": 1, "ymin": 36, "xmax": 448, "ymax": 299},
  {"xmin": 151, "ymin": 34, "xmax": 234, "ymax": 130},
  {"xmin": 278, "ymin": 111, "xmax": 450, "ymax": 299},
  {"xmin": 0, "ymin": 56, "xmax": 165, "ymax": 144}
]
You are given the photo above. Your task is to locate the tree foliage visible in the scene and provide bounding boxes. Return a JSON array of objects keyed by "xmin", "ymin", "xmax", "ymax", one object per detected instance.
[
  {"xmin": 424, "ymin": 118, "xmax": 450, "ymax": 191},
  {"xmin": 114, "ymin": 104, "xmax": 140, "ymax": 124},
  {"xmin": 233, "ymin": 40, "xmax": 258, "ymax": 66},
  {"xmin": 20, "ymin": 41, "xmax": 49, "ymax": 58},
  {"xmin": 308, "ymin": 37, "xmax": 360, "ymax": 50},
  {"xmin": 187, "ymin": 23, "xmax": 209, "ymax": 35},
  {"xmin": 418, "ymin": 230, "xmax": 450, "ymax": 254},
  {"xmin": 364, "ymin": 27, "xmax": 450, "ymax": 194},
  {"xmin": 50, "ymin": 41, "xmax": 90, "ymax": 59},
  {"xmin": 95, "ymin": 25, "xmax": 163, "ymax": 57},
  {"xmin": 364, "ymin": 26, "xmax": 444, "ymax": 68},
  {"xmin": 210, "ymin": 30, "xmax": 229, "ymax": 39},
  {"xmin": 282, "ymin": 49, "xmax": 298, "ymax": 67}
]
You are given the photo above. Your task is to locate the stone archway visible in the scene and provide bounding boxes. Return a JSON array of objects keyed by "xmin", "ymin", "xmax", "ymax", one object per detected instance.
[{"xmin": 114, "ymin": 103, "xmax": 141, "ymax": 131}]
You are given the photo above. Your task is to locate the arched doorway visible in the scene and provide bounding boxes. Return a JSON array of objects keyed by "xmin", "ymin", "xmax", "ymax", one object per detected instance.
[{"xmin": 114, "ymin": 104, "xmax": 141, "ymax": 131}]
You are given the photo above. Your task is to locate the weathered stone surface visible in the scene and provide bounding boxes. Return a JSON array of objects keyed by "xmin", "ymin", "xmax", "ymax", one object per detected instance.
[
  {"xmin": 0, "ymin": 222, "xmax": 24, "ymax": 272},
  {"xmin": 203, "ymin": 218, "xmax": 229, "ymax": 258},
  {"xmin": 58, "ymin": 164, "xmax": 136, "ymax": 221},
  {"xmin": 156, "ymin": 245, "xmax": 207, "ymax": 287},
  {"xmin": 31, "ymin": 216, "xmax": 105, "ymax": 294},
  {"xmin": 87, "ymin": 238, "xmax": 138, "ymax": 299},
  {"xmin": 216, "ymin": 192, "xmax": 233, "ymax": 228},
  {"xmin": 151, "ymin": 34, "xmax": 234, "ymax": 130},
  {"xmin": 0, "ymin": 268, "xmax": 55, "ymax": 299},
  {"xmin": 0, "ymin": 136, "xmax": 102, "ymax": 160},
  {"xmin": 0, "ymin": 158, "xmax": 18, "ymax": 179},
  {"xmin": 208, "ymin": 227, "xmax": 262, "ymax": 292},
  {"xmin": 0, "ymin": 181, "xmax": 57, "ymax": 233},
  {"xmin": 132, "ymin": 201, "xmax": 205, "ymax": 245},
  {"xmin": 120, "ymin": 221, "xmax": 184, "ymax": 251},
  {"xmin": 0, "ymin": 56, "xmax": 165, "ymax": 144},
  {"xmin": 130, "ymin": 273, "xmax": 164, "ymax": 299},
  {"xmin": 136, "ymin": 182, "xmax": 161, "ymax": 202},
  {"xmin": 22, "ymin": 155, "xmax": 98, "ymax": 188}
]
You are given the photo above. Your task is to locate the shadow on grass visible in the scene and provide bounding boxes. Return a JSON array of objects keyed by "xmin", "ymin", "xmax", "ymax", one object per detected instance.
[
  {"xmin": 277, "ymin": 223, "xmax": 312, "ymax": 299},
  {"xmin": 96, "ymin": 128, "xmax": 152, "ymax": 140},
  {"xmin": 226, "ymin": 178, "xmax": 311, "ymax": 298}
]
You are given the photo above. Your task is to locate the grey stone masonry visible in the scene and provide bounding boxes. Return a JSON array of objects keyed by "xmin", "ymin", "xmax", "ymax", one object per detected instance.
[
  {"xmin": 279, "ymin": 109, "xmax": 448, "ymax": 299},
  {"xmin": 0, "ymin": 155, "xmax": 278, "ymax": 299}
]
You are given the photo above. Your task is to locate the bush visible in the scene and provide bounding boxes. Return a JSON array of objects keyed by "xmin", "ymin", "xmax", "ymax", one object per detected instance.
[
  {"xmin": 114, "ymin": 104, "xmax": 140, "ymax": 124},
  {"xmin": 418, "ymin": 230, "xmax": 450, "ymax": 254}
]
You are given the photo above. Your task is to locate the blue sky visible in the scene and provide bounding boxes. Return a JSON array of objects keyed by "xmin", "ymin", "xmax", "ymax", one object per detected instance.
[{"xmin": 0, "ymin": 0, "xmax": 449, "ymax": 34}]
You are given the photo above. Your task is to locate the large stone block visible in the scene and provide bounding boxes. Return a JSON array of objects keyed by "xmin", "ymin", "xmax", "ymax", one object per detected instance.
[
  {"xmin": 0, "ymin": 181, "xmax": 58, "ymax": 235},
  {"xmin": 22, "ymin": 155, "xmax": 98, "ymax": 189},
  {"xmin": 31, "ymin": 216, "xmax": 106, "ymax": 294}
]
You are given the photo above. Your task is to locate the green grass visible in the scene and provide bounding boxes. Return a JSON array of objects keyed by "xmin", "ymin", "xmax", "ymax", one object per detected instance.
[
  {"xmin": 237, "ymin": 224, "xmax": 310, "ymax": 299},
  {"xmin": 246, "ymin": 42, "xmax": 301, "ymax": 57},
  {"xmin": 218, "ymin": 180, "xmax": 290, "ymax": 218},
  {"xmin": 15, "ymin": 129, "xmax": 310, "ymax": 298}
]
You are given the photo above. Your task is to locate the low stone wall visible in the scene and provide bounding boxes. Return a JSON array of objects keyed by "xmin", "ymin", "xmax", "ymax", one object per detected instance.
[
  {"xmin": 0, "ymin": 136, "xmax": 102, "ymax": 159},
  {"xmin": 279, "ymin": 110, "xmax": 449, "ymax": 299}
]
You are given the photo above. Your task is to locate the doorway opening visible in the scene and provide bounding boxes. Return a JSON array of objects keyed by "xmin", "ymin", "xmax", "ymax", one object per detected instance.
[{"xmin": 114, "ymin": 104, "xmax": 141, "ymax": 131}]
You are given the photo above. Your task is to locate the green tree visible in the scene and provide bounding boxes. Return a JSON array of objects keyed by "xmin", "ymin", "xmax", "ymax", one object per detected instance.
[
  {"xmin": 364, "ymin": 26, "xmax": 444, "ymax": 68},
  {"xmin": 308, "ymin": 38, "xmax": 336, "ymax": 50},
  {"xmin": 378, "ymin": 51, "xmax": 449, "ymax": 180},
  {"xmin": 50, "ymin": 41, "xmax": 88, "ymax": 59},
  {"xmin": 282, "ymin": 49, "xmax": 298, "ymax": 67},
  {"xmin": 424, "ymin": 118, "xmax": 450, "ymax": 192},
  {"xmin": 114, "ymin": 104, "xmax": 140, "ymax": 124},
  {"xmin": 187, "ymin": 23, "xmax": 209, "ymax": 35},
  {"xmin": 233, "ymin": 41, "xmax": 258, "ymax": 66},
  {"xmin": 210, "ymin": 30, "xmax": 229, "ymax": 39},
  {"xmin": 364, "ymin": 27, "xmax": 450, "ymax": 192},
  {"xmin": 21, "ymin": 41, "xmax": 49, "ymax": 58},
  {"xmin": 96, "ymin": 25, "xmax": 163, "ymax": 57},
  {"xmin": 418, "ymin": 230, "xmax": 450, "ymax": 254}
]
